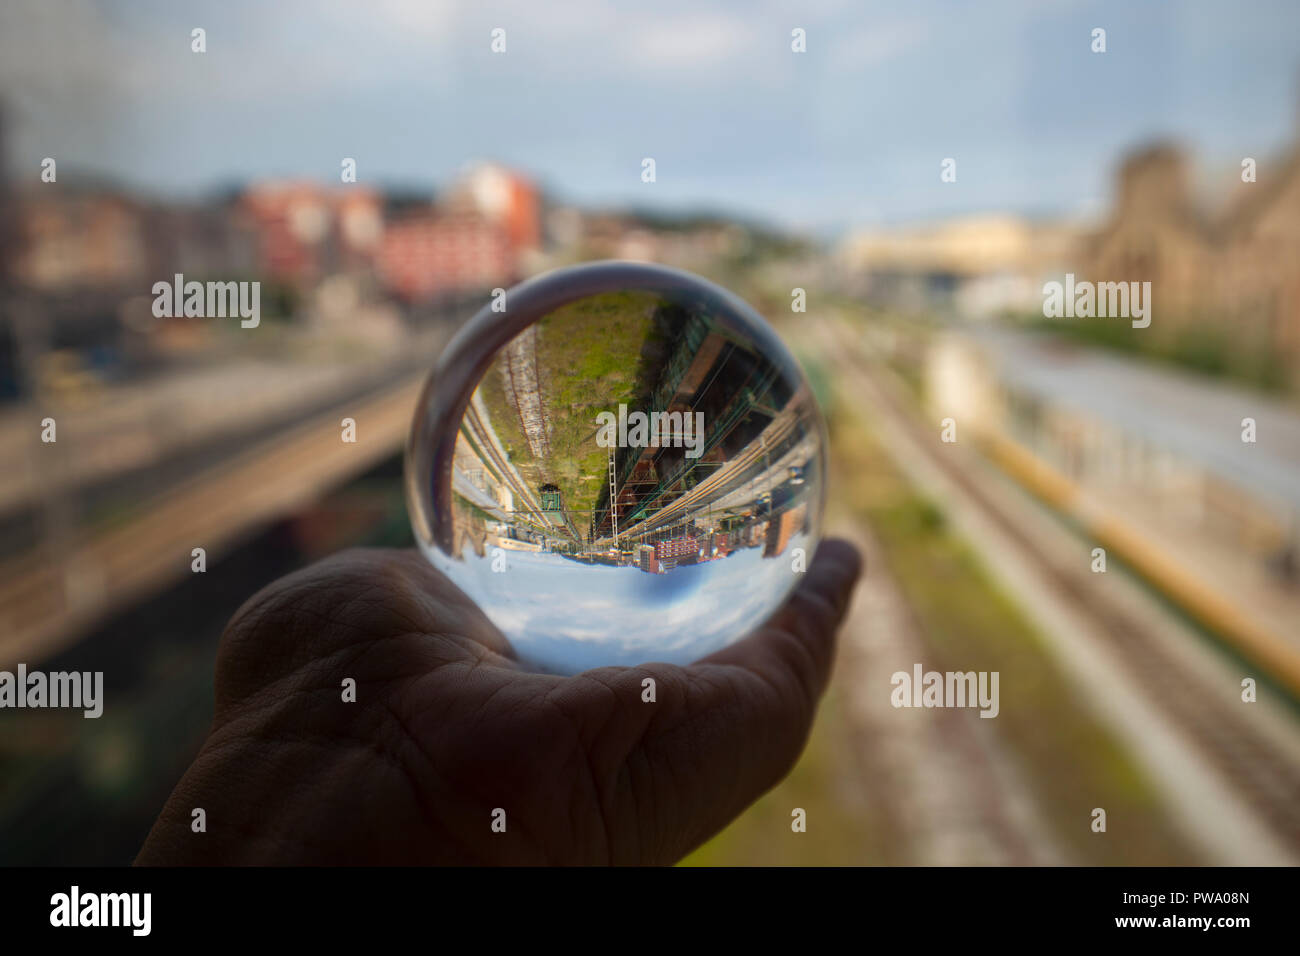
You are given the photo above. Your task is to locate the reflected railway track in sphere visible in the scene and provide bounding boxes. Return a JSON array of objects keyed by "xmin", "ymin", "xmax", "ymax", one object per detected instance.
[
  {"xmin": 459, "ymin": 398, "xmax": 579, "ymax": 545},
  {"xmin": 597, "ymin": 388, "xmax": 809, "ymax": 546}
]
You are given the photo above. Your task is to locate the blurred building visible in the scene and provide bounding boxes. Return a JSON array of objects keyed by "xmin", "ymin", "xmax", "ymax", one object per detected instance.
[
  {"xmin": 1219, "ymin": 146, "xmax": 1300, "ymax": 362},
  {"xmin": 763, "ymin": 501, "xmax": 807, "ymax": 558},
  {"xmin": 841, "ymin": 109, "xmax": 1300, "ymax": 368},
  {"xmin": 1073, "ymin": 112, "xmax": 1300, "ymax": 380},
  {"xmin": 839, "ymin": 214, "xmax": 1083, "ymax": 317},
  {"xmin": 239, "ymin": 182, "xmax": 383, "ymax": 284},
  {"xmin": 139, "ymin": 203, "xmax": 260, "ymax": 281},
  {"xmin": 15, "ymin": 187, "xmax": 149, "ymax": 291},
  {"xmin": 446, "ymin": 163, "xmax": 541, "ymax": 254},
  {"xmin": 376, "ymin": 164, "xmax": 541, "ymax": 302},
  {"xmin": 377, "ymin": 211, "xmax": 513, "ymax": 302},
  {"xmin": 16, "ymin": 187, "xmax": 263, "ymax": 296},
  {"xmin": 1085, "ymin": 144, "xmax": 1208, "ymax": 309},
  {"xmin": 549, "ymin": 206, "xmax": 755, "ymax": 270},
  {"xmin": 9, "ymin": 185, "xmax": 260, "ymax": 389},
  {"xmin": 1083, "ymin": 139, "xmax": 1300, "ymax": 360}
]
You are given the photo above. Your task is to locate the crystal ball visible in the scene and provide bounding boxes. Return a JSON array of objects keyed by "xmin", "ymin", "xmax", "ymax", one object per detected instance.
[{"xmin": 405, "ymin": 261, "xmax": 826, "ymax": 675}]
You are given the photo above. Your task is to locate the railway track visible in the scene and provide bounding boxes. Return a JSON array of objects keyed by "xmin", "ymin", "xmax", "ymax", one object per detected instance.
[
  {"xmin": 500, "ymin": 325, "xmax": 551, "ymax": 461},
  {"xmin": 819, "ymin": 315, "xmax": 1300, "ymax": 860}
]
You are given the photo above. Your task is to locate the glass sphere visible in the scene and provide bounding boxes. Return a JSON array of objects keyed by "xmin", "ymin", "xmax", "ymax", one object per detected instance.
[{"xmin": 405, "ymin": 261, "xmax": 826, "ymax": 675}]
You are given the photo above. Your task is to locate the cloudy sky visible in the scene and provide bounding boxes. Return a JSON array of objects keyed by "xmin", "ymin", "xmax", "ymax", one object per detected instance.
[
  {"xmin": 439, "ymin": 534, "xmax": 809, "ymax": 674},
  {"xmin": 2, "ymin": 0, "xmax": 1297, "ymax": 233}
]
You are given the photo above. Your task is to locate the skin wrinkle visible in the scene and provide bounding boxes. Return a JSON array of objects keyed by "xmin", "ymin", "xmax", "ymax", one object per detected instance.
[
  {"xmin": 636, "ymin": 667, "xmax": 755, "ymax": 858},
  {"xmin": 400, "ymin": 661, "xmax": 489, "ymax": 733},
  {"xmin": 181, "ymin": 739, "xmax": 342, "ymax": 862},
  {"xmin": 372, "ymin": 695, "xmax": 488, "ymax": 865},
  {"xmin": 454, "ymin": 643, "xmax": 520, "ymax": 685},
  {"xmin": 538, "ymin": 749, "xmax": 602, "ymax": 865},
  {"xmin": 572, "ymin": 667, "xmax": 678, "ymax": 862},
  {"xmin": 426, "ymin": 683, "xmax": 575, "ymax": 861},
  {"xmin": 222, "ymin": 601, "xmax": 492, "ymax": 721},
  {"xmin": 257, "ymin": 742, "xmax": 368, "ymax": 858},
  {"xmin": 739, "ymin": 652, "xmax": 807, "ymax": 734},
  {"xmin": 699, "ymin": 678, "xmax": 786, "ymax": 818},
  {"xmin": 543, "ymin": 680, "xmax": 620, "ymax": 863},
  {"xmin": 649, "ymin": 717, "xmax": 695, "ymax": 862},
  {"xmin": 443, "ymin": 699, "xmax": 561, "ymax": 865},
  {"xmin": 464, "ymin": 680, "xmax": 542, "ymax": 738},
  {"xmin": 621, "ymin": 736, "xmax": 653, "ymax": 863},
  {"xmin": 214, "ymin": 705, "xmax": 459, "ymax": 863},
  {"xmin": 213, "ymin": 640, "xmax": 379, "ymax": 726}
]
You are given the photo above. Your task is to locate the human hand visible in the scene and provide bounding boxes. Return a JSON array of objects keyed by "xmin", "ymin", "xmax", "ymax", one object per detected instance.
[{"xmin": 136, "ymin": 539, "xmax": 862, "ymax": 865}]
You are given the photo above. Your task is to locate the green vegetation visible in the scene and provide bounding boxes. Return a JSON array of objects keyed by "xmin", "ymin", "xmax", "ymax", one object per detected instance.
[
  {"xmin": 476, "ymin": 291, "xmax": 665, "ymax": 533},
  {"xmin": 1017, "ymin": 312, "xmax": 1291, "ymax": 396},
  {"xmin": 789, "ymin": 349, "xmax": 831, "ymax": 412},
  {"xmin": 535, "ymin": 291, "xmax": 665, "ymax": 527}
]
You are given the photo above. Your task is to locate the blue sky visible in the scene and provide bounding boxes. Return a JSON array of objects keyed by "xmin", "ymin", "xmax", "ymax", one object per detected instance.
[{"xmin": 2, "ymin": 0, "xmax": 1297, "ymax": 233}]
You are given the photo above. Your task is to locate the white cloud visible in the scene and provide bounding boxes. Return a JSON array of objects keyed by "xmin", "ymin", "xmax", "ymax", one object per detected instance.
[{"xmin": 631, "ymin": 12, "xmax": 757, "ymax": 69}]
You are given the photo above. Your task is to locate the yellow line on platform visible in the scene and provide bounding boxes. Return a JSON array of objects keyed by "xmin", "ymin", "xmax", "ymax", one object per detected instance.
[{"xmin": 985, "ymin": 431, "xmax": 1300, "ymax": 699}]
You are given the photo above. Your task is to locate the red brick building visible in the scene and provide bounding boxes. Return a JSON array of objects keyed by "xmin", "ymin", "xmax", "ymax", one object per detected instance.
[
  {"xmin": 655, "ymin": 535, "xmax": 699, "ymax": 562},
  {"xmin": 376, "ymin": 213, "xmax": 514, "ymax": 301}
]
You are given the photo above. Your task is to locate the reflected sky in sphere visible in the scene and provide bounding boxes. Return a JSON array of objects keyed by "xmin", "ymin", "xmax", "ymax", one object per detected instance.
[
  {"xmin": 406, "ymin": 262, "xmax": 826, "ymax": 675},
  {"xmin": 441, "ymin": 531, "xmax": 812, "ymax": 674}
]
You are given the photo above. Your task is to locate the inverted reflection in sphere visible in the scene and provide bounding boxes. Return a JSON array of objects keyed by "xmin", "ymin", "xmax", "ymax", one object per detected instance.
[{"xmin": 406, "ymin": 262, "xmax": 825, "ymax": 675}]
